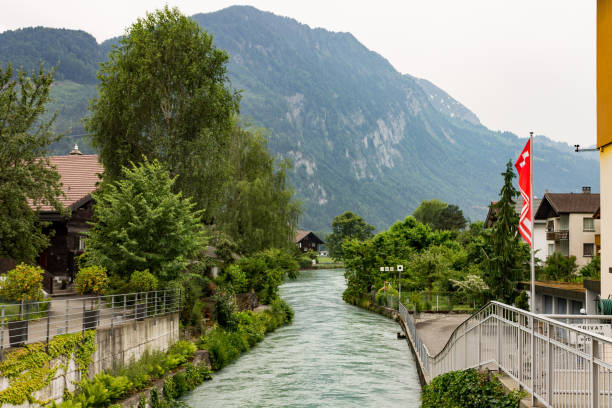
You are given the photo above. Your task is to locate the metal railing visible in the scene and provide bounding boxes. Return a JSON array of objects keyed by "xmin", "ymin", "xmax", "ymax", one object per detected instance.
[
  {"xmin": 399, "ymin": 300, "xmax": 612, "ymax": 407},
  {"xmin": 0, "ymin": 289, "xmax": 181, "ymax": 357}
]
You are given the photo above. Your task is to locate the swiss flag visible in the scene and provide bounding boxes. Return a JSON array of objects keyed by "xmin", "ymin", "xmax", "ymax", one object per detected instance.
[{"xmin": 514, "ymin": 139, "xmax": 532, "ymax": 247}]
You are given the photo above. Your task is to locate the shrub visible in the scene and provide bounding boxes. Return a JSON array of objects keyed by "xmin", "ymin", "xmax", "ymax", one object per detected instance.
[
  {"xmin": 225, "ymin": 264, "xmax": 248, "ymax": 293},
  {"xmin": 74, "ymin": 266, "xmax": 109, "ymax": 296},
  {"xmin": 514, "ymin": 290, "xmax": 530, "ymax": 311},
  {"xmin": 422, "ymin": 369, "xmax": 523, "ymax": 408},
  {"xmin": 130, "ymin": 269, "xmax": 159, "ymax": 292},
  {"xmin": 74, "ymin": 373, "xmax": 132, "ymax": 407},
  {"xmin": 581, "ymin": 256, "xmax": 600, "ymax": 279},
  {"xmin": 213, "ymin": 291, "xmax": 238, "ymax": 330},
  {"xmin": 0, "ymin": 263, "xmax": 44, "ymax": 302}
]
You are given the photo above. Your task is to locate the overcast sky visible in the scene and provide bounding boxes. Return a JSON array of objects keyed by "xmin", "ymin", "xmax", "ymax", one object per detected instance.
[{"xmin": 1, "ymin": 0, "xmax": 596, "ymax": 147}]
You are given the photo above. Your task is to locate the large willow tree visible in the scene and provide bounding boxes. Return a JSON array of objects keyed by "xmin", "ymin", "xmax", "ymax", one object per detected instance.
[
  {"xmin": 86, "ymin": 6, "xmax": 240, "ymax": 221},
  {"xmin": 0, "ymin": 65, "xmax": 66, "ymax": 262}
]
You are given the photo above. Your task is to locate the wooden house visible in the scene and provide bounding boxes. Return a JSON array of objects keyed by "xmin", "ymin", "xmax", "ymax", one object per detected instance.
[{"xmin": 295, "ymin": 230, "xmax": 324, "ymax": 253}]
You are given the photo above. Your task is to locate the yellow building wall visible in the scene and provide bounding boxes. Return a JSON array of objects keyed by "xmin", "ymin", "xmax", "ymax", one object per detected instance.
[
  {"xmin": 599, "ymin": 0, "xmax": 612, "ymax": 149},
  {"xmin": 599, "ymin": 0, "xmax": 612, "ymax": 297}
]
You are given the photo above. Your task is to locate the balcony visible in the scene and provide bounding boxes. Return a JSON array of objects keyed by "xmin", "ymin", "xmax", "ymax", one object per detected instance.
[{"xmin": 547, "ymin": 230, "xmax": 569, "ymax": 241}]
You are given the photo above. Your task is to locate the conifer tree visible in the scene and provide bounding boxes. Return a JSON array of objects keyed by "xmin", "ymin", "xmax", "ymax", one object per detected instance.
[{"xmin": 484, "ymin": 160, "xmax": 528, "ymax": 303}]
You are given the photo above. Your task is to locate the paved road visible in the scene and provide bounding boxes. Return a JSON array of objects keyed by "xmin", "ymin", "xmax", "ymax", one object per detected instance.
[{"xmin": 415, "ymin": 313, "xmax": 470, "ymax": 355}]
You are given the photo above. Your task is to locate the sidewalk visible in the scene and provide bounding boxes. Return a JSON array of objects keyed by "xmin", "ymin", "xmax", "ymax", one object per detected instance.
[{"xmin": 414, "ymin": 313, "xmax": 470, "ymax": 355}]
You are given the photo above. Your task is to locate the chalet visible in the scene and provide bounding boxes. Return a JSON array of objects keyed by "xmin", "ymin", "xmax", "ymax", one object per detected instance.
[
  {"xmin": 295, "ymin": 230, "xmax": 324, "ymax": 253},
  {"xmin": 534, "ymin": 188, "xmax": 600, "ymax": 267},
  {"xmin": 35, "ymin": 148, "xmax": 103, "ymax": 287}
]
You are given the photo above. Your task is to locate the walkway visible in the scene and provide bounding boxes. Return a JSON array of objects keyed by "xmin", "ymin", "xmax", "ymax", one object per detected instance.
[{"xmin": 415, "ymin": 313, "xmax": 470, "ymax": 355}]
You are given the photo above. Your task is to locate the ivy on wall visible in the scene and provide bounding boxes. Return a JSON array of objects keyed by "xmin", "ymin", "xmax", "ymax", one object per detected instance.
[{"xmin": 0, "ymin": 330, "xmax": 96, "ymax": 405}]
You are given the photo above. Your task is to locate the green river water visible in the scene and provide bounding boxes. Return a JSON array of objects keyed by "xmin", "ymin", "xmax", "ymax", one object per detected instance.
[{"xmin": 182, "ymin": 268, "xmax": 422, "ymax": 407}]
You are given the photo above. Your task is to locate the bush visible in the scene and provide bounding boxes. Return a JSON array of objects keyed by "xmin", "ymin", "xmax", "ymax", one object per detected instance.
[
  {"xmin": 75, "ymin": 266, "xmax": 109, "ymax": 296},
  {"xmin": 74, "ymin": 373, "xmax": 132, "ymax": 407},
  {"xmin": 198, "ymin": 300, "xmax": 293, "ymax": 370},
  {"xmin": 129, "ymin": 269, "xmax": 159, "ymax": 292},
  {"xmin": 213, "ymin": 291, "xmax": 238, "ymax": 330},
  {"xmin": 0, "ymin": 263, "xmax": 45, "ymax": 302},
  {"xmin": 225, "ymin": 264, "xmax": 248, "ymax": 293},
  {"xmin": 422, "ymin": 369, "xmax": 523, "ymax": 408},
  {"xmin": 581, "ymin": 256, "xmax": 600, "ymax": 279},
  {"xmin": 540, "ymin": 253, "xmax": 578, "ymax": 281},
  {"xmin": 514, "ymin": 290, "xmax": 530, "ymax": 311}
]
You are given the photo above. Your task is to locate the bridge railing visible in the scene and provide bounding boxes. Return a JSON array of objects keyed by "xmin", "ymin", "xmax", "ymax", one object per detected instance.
[{"xmin": 399, "ymin": 300, "xmax": 612, "ymax": 408}]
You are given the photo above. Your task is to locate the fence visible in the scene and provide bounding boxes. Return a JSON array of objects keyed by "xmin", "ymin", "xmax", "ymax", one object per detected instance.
[
  {"xmin": 0, "ymin": 289, "xmax": 181, "ymax": 358},
  {"xmin": 399, "ymin": 301, "xmax": 612, "ymax": 407}
]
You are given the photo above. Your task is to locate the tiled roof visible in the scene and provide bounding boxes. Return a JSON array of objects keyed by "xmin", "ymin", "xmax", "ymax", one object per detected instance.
[
  {"xmin": 34, "ymin": 154, "xmax": 104, "ymax": 212},
  {"xmin": 295, "ymin": 230, "xmax": 310, "ymax": 243},
  {"xmin": 294, "ymin": 230, "xmax": 324, "ymax": 244}
]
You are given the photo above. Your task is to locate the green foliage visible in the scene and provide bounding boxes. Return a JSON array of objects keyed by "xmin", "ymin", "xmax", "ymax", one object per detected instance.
[
  {"xmin": 422, "ymin": 369, "xmax": 523, "ymax": 408},
  {"xmin": 326, "ymin": 211, "xmax": 375, "ymax": 260},
  {"xmin": 413, "ymin": 199, "xmax": 447, "ymax": 227},
  {"xmin": 581, "ymin": 256, "xmax": 600, "ymax": 279},
  {"xmin": 540, "ymin": 252, "xmax": 578, "ymax": 281},
  {"xmin": 129, "ymin": 270, "xmax": 159, "ymax": 292},
  {"xmin": 483, "ymin": 161, "xmax": 529, "ymax": 303},
  {"xmin": 212, "ymin": 291, "xmax": 238, "ymax": 331},
  {"xmin": 0, "ymin": 331, "xmax": 96, "ymax": 405},
  {"xmin": 168, "ymin": 273, "xmax": 209, "ymax": 328},
  {"xmin": 86, "ymin": 6, "xmax": 240, "ymax": 221},
  {"xmin": 83, "ymin": 160, "xmax": 208, "ymax": 281},
  {"xmin": 225, "ymin": 264, "xmax": 249, "ymax": 293},
  {"xmin": 74, "ymin": 374, "xmax": 132, "ymax": 407},
  {"xmin": 450, "ymin": 273, "xmax": 489, "ymax": 308},
  {"xmin": 0, "ymin": 64, "xmax": 67, "ymax": 262},
  {"xmin": 514, "ymin": 290, "xmax": 530, "ymax": 311},
  {"xmin": 74, "ymin": 266, "xmax": 109, "ymax": 296},
  {"xmin": 198, "ymin": 299, "xmax": 293, "ymax": 371},
  {"xmin": 0, "ymin": 263, "xmax": 44, "ymax": 302},
  {"xmin": 236, "ymin": 249, "xmax": 299, "ymax": 303},
  {"xmin": 219, "ymin": 125, "xmax": 301, "ymax": 254}
]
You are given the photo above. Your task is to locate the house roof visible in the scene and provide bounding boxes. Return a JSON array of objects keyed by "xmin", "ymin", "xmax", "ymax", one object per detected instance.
[
  {"xmin": 294, "ymin": 230, "xmax": 324, "ymax": 244},
  {"xmin": 34, "ymin": 154, "xmax": 104, "ymax": 212},
  {"xmin": 534, "ymin": 192, "xmax": 600, "ymax": 220}
]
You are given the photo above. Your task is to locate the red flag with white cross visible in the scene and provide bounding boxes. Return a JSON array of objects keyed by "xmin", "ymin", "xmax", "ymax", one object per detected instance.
[{"xmin": 514, "ymin": 139, "xmax": 532, "ymax": 247}]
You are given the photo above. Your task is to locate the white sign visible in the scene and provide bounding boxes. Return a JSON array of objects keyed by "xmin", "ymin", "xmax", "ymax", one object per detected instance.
[
  {"xmin": 397, "ymin": 265, "xmax": 403, "ymax": 272},
  {"xmin": 575, "ymin": 324, "xmax": 612, "ymax": 343}
]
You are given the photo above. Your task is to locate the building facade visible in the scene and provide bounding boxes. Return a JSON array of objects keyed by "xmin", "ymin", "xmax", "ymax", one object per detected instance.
[{"xmin": 534, "ymin": 190, "xmax": 600, "ymax": 267}]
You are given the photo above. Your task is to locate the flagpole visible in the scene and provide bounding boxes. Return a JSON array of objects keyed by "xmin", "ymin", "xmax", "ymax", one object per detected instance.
[{"xmin": 530, "ymin": 131, "xmax": 536, "ymax": 313}]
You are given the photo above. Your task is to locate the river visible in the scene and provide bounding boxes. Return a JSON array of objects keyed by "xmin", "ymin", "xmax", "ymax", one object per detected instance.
[{"xmin": 182, "ymin": 268, "xmax": 422, "ymax": 407}]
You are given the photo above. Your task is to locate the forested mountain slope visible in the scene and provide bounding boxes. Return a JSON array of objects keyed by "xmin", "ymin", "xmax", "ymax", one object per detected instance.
[{"xmin": 0, "ymin": 6, "xmax": 599, "ymax": 230}]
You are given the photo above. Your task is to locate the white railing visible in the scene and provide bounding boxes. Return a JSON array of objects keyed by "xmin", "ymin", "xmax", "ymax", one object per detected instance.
[
  {"xmin": 0, "ymin": 289, "xmax": 181, "ymax": 358},
  {"xmin": 399, "ymin": 301, "xmax": 612, "ymax": 408}
]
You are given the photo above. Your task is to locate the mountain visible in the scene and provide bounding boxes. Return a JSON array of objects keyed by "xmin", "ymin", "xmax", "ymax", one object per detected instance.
[{"xmin": 0, "ymin": 6, "xmax": 599, "ymax": 231}]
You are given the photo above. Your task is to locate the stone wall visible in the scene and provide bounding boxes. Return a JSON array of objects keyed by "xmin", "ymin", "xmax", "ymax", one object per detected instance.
[{"xmin": 0, "ymin": 313, "xmax": 179, "ymax": 407}]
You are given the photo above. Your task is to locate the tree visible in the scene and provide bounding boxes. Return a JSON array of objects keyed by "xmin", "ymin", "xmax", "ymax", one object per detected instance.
[
  {"xmin": 0, "ymin": 64, "xmax": 66, "ymax": 262},
  {"xmin": 86, "ymin": 6, "xmax": 240, "ymax": 221},
  {"xmin": 540, "ymin": 253, "xmax": 578, "ymax": 281},
  {"xmin": 83, "ymin": 160, "xmax": 207, "ymax": 281},
  {"xmin": 483, "ymin": 161, "xmax": 528, "ymax": 303},
  {"xmin": 326, "ymin": 211, "xmax": 375, "ymax": 260},
  {"xmin": 218, "ymin": 125, "xmax": 301, "ymax": 254},
  {"xmin": 413, "ymin": 200, "xmax": 467, "ymax": 231},
  {"xmin": 413, "ymin": 199, "xmax": 447, "ymax": 228},
  {"xmin": 436, "ymin": 204, "xmax": 467, "ymax": 231}
]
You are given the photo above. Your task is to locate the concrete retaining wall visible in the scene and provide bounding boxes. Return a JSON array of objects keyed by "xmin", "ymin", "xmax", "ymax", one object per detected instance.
[{"xmin": 0, "ymin": 312, "xmax": 179, "ymax": 407}]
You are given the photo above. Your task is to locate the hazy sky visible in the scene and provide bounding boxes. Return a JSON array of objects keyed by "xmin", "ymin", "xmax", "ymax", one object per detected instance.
[{"xmin": 1, "ymin": 1, "xmax": 596, "ymax": 147}]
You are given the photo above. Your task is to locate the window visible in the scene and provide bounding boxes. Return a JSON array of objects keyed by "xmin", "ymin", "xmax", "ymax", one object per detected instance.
[
  {"xmin": 78, "ymin": 236, "xmax": 86, "ymax": 251},
  {"xmin": 547, "ymin": 220, "xmax": 555, "ymax": 232},
  {"xmin": 548, "ymin": 244, "xmax": 554, "ymax": 256},
  {"xmin": 584, "ymin": 243, "xmax": 595, "ymax": 257},
  {"xmin": 583, "ymin": 217, "xmax": 595, "ymax": 232}
]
